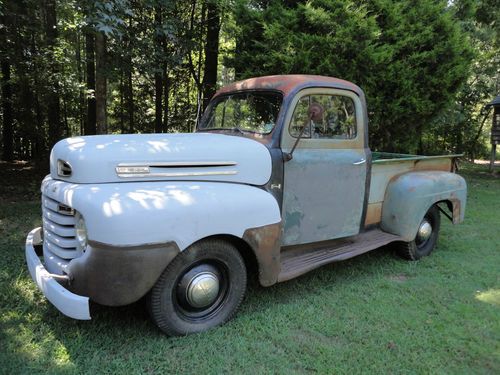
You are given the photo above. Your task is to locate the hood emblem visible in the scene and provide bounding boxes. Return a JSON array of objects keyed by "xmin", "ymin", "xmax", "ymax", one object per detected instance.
[{"xmin": 116, "ymin": 166, "xmax": 151, "ymax": 175}]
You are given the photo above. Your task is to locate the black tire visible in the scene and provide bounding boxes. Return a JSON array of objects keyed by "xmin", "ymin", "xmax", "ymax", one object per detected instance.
[
  {"xmin": 395, "ymin": 205, "xmax": 441, "ymax": 261},
  {"xmin": 147, "ymin": 239, "xmax": 247, "ymax": 336}
]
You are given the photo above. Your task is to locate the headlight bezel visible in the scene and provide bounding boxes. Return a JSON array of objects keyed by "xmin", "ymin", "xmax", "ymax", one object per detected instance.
[{"xmin": 75, "ymin": 213, "xmax": 88, "ymax": 251}]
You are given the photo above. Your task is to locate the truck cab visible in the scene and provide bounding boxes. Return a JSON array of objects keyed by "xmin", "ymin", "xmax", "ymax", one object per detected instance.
[{"xmin": 25, "ymin": 75, "xmax": 467, "ymax": 336}]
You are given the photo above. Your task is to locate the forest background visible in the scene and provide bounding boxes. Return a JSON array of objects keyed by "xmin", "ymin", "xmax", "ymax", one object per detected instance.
[{"xmin": 0, "ymin": 0, "xmax": 498, "ymax": 162}]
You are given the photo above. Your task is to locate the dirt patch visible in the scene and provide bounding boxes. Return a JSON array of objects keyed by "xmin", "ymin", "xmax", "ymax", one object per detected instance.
[
  {"xmin": 291, "ymin": 328, "xmax": 345, "ymax": 348},
  {"xmin": 387, "ymin": 274, "xmax": 409, "ymax": 282}
]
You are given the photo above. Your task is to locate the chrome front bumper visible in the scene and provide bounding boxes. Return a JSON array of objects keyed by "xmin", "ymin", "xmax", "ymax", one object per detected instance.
[{"xmin": 25, "ymin": 227, "xmax": 91, "ymax": 320}]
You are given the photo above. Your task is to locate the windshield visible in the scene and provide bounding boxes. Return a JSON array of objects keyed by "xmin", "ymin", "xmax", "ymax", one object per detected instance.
[{"xmin": 200, "ymin": 91, "xmax": 282, "ymax": 134}]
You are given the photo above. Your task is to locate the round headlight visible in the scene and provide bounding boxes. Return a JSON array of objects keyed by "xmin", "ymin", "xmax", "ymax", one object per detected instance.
[{"xmin": 75, "ymin": 215, "xmax": 88, "ymax": 249}]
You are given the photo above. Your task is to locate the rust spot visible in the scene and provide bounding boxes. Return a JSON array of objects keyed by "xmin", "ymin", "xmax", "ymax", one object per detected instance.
[
  {"xmin": 214, "ymin": 75, "xmax": 362, "ymax": 98},
  {"xmin": 451, "ymin": 199, "xmax": 461, "ymax": 224},
  {"xmin": 414, "ymin": 159, "xmax": 451, "ymax": 172},
  {"xmin": 364, "ymin": 203, "xmax": 382, "ymax": 226},
  {"xmin": 243, "ymin": 222, "xmax": 282, "ymax": 286}
]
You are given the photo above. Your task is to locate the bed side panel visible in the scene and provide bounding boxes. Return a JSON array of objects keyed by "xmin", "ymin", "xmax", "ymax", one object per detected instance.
[{"xmin": 366, "ymin": 157, "xmax": 455, "ymax": 226}]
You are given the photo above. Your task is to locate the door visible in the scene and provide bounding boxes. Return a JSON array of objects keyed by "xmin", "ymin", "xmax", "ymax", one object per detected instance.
[{"xmin": 281, "ymin": 88, "xmax": 368, "ymax": 246}]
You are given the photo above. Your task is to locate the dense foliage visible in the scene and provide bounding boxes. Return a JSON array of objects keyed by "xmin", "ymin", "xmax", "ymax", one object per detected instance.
[
  {"xmin": 0, "ymin": 0, "xmax": 227, "ymax": 160},
  {"xmin": 230, "ymin": 0, "xmax": 479, "ymax": 152},
  {"xmin": 0, "ymin": 0, "xmax": 498, "ymax": 160}
]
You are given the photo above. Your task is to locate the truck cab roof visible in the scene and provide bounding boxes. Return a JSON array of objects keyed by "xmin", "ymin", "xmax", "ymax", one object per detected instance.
[
  {"xmin": 199, "ymin": 75, "xmax": 367, "ymax": 148},
  {"xmin": 214, "ymin": 74, "xmax": 364, "ymax": 99}
]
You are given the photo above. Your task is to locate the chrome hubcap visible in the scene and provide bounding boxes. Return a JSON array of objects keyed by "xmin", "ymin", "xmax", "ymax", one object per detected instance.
[
  {"xmin": 417, "ymin": 219, "xmax": 432, "ymax": 244},
  {"xmin": 185, "ymin": 271, "xmax": 220, "ymax": 308}
]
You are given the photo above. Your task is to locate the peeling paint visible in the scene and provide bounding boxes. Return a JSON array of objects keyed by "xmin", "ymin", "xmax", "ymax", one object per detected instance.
[
  {"xmin": 242, "ymin": 222, "xmax": 282, "ymax": 286},
  {"xmin": 380, "ymin": 171, "xmax": 467, "ymax": 241},
  {"xmin": 282, "ymin": 148, "xmax": 367, "ymax": 246}
]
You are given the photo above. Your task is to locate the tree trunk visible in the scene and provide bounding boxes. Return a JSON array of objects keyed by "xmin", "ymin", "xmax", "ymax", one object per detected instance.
[
  {"xmin": 202, "ymin": 0, "xmax": 221, "ymax": 111},
  {"xmin": 76, "ymin": 31, "xmax": 84, "ymax": 135},
  {"xmin": 95, "ymin": 32, "xmax": 107, "ymax": 134},
  {"xmin": 120, "ymin": 69, "xmax": 125, "ymax": 134},
  {"xmin": 34, "ymin": 89, "xmax": 44, "ymax": 159},
  {"xmin": 164, "ymin": 70, "xmax": 170, "ymax": 132},
  {"xmin": 154, "ymin": 6, "xmax": 163, "ymax": 133},
  {"xmin": 32, "ymin": 51, "xmax": 46, "ymax": 159},
  {"xmin": 155, "ymin": 73, "xmax": 163, "ymax": 133},
  {"xmin": 63, "ymin": 95, "xmax": 69, "ymax": 136},
  {"xmin": 85, "ymin": 31, "xmax": 96, "ymax": 135},
  {"xmin": 187, "ymin": 0, "xmax": 204, "ymax": 126},
  {"xmin": 470, "ymin": 108, "xmax": 492, "ymax": 160},
  {"xmin": 127, "ymin": 65, "xmax": 134, "ymax": 133},
  {"xmin": 1, "ymin": 60, "xmax": 13, "ymax": 161},
  {"xmin": 45, "ymin": 0, "xmax": 61, "ymax": 148}
]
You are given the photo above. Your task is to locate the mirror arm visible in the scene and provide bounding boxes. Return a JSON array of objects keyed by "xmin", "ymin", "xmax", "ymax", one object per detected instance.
[{"xmin": 284, "ymin": 113, "xmax": 312, "ymax": 162}]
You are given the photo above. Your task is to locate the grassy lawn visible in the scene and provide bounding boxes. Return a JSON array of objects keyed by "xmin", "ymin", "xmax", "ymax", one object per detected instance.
[{"xmin": 0, "ymin": 162, "xmax": 499, "ymax": 374}]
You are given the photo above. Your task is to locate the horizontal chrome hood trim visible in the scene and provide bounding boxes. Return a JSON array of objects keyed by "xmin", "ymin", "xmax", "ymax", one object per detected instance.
[
  {"xmin": 117, "ymin": 161, "xmax": 238, "ymax": 168},
  {"xmin": 117, "ymin": 170, "xmax": 238, "ymax": 178},
  {"xmin": 115, "ymin": 161, "xmax": 239, "ymax": 178}
]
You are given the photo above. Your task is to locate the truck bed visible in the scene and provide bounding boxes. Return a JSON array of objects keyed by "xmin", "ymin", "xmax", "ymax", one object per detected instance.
[{"xmin": 365, "ymin": 152, "xmax": 462, "ymax": 226}]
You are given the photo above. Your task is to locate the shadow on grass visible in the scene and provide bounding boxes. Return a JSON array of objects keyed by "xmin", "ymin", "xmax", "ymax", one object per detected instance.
[
  {"xmin": 1, "ymin": 161, "xmax": 498, "ymax": 373},
  {"xmin": 1, "ymin": 242, "xmax": 398, "ymax": 359}
]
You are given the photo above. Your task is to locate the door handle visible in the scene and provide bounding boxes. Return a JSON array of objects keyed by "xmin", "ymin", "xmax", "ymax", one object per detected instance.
[{"xmin": 353, "ymin": 158, "xmax": 366, "ymax": 165}]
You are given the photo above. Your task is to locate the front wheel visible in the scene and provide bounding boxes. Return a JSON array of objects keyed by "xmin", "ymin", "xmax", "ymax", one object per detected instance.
[
  {"xmin": 395, "ymin": 205, "xmax": 441, "ymax": 260},
  {"xmin": 147, "ymin": 239, "xmax": 247, "ymax": 336}
]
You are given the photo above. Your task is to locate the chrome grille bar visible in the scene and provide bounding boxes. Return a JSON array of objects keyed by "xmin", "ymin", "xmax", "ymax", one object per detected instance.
[{"xmin": 42, "ymin": 194, "xmax": 80, "ymax": 260}]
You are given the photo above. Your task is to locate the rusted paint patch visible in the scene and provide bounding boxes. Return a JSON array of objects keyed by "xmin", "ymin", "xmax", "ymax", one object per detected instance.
[
  {"xmin": 450, "ymin": 198, "xmax": 462, "ymax": 224},
  {"xmin": 364, "ymin": 202, "xmax": 382, "ymax": 226},
  {"xmin": 68, "ymin": 241, "xmax": 180, "ymax": 306},
  {"xmin": 214, "ymin": 75, "xmax": 363, "ymax": 98},
  {"xmin": 243, "ymin": 222, "xmax": 282, "ymax": 287},
  {"xmin": 370, "ymin": 156, "xmax": 457, "ymax": 204},
  {"xmin": 414, "ymin": 158, "xmax": 452, "ymax": 172}
]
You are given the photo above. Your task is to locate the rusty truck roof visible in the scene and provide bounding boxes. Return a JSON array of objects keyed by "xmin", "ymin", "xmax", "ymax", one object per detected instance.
[{"xmin": 214, "ymin": 75, "xmax": 363, "ymax": 98}]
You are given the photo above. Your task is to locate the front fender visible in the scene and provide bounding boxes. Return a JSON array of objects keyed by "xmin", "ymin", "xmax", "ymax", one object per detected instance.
[
  {"xmin": 42, "ymin": 178, "xmax": 282, "ymax": 250},
  {"xmin": 381, "ymin": 171, "xmax": 467, "ymax": 241}
]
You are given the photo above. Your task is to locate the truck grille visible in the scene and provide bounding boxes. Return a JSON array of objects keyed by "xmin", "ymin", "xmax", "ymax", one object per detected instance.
[{"xmin": 42, "ymin": 195, "xmax": 81, "ymax": 259}]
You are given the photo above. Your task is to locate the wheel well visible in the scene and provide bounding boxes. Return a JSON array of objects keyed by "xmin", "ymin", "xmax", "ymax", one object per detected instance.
[
  {"xmin": 435, "ymin": 199, "xmax": 456, "ymax": 222},
  {"xmin": 201, "ymin": 234, "xmax": 259, "ymax": 283}
]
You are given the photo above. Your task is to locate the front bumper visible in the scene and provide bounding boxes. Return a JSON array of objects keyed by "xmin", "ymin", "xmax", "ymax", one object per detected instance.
[
  {"xmin": 25, "ymin": 227, "xmax": 91, "ymax": 320},
  {"xmin": 27, "ymin": 225, "xmax": 181, "ymax": 316}
]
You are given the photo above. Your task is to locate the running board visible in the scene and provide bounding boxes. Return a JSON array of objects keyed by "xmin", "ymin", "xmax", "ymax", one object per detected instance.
[{"xmin": 278, "ymin": 229, "xmax": 403, "ymax": 282}]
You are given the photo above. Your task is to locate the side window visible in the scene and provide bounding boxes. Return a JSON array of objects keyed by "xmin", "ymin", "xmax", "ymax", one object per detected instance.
[{"xmin": 289, "ymin": 94, "xmax": 357, "ymax": 139}]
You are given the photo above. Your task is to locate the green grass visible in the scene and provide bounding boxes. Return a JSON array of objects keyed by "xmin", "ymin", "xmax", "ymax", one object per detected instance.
[{"xmin": 0, "ymin": 162, "xmax": 499, "ymax": 374}]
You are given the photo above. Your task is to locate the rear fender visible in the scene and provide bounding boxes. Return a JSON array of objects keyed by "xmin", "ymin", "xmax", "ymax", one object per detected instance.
[{"xmin": 380, "ymin": 171, "xmax": 467, "ymax": 241}]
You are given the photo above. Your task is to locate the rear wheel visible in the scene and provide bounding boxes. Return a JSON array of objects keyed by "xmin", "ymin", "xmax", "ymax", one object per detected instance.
[
  {"xmin": 147, "ymin": 239, "xmax": 247, "ymax": 336},
  {"xmin": 396, "ymin": 205, "xmax": 441, "ymax": 260}
]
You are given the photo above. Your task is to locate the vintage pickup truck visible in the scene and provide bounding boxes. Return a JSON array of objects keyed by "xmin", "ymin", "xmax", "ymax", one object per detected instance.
[{"xmin": 25, "ymin": 75, "xmax": 467, "ymax": 335}]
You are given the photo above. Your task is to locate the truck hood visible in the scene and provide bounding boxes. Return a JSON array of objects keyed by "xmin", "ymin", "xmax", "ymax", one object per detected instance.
[{"xmin": 50, "ymin": 133, "xmax": 272, "ymax": 185}]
